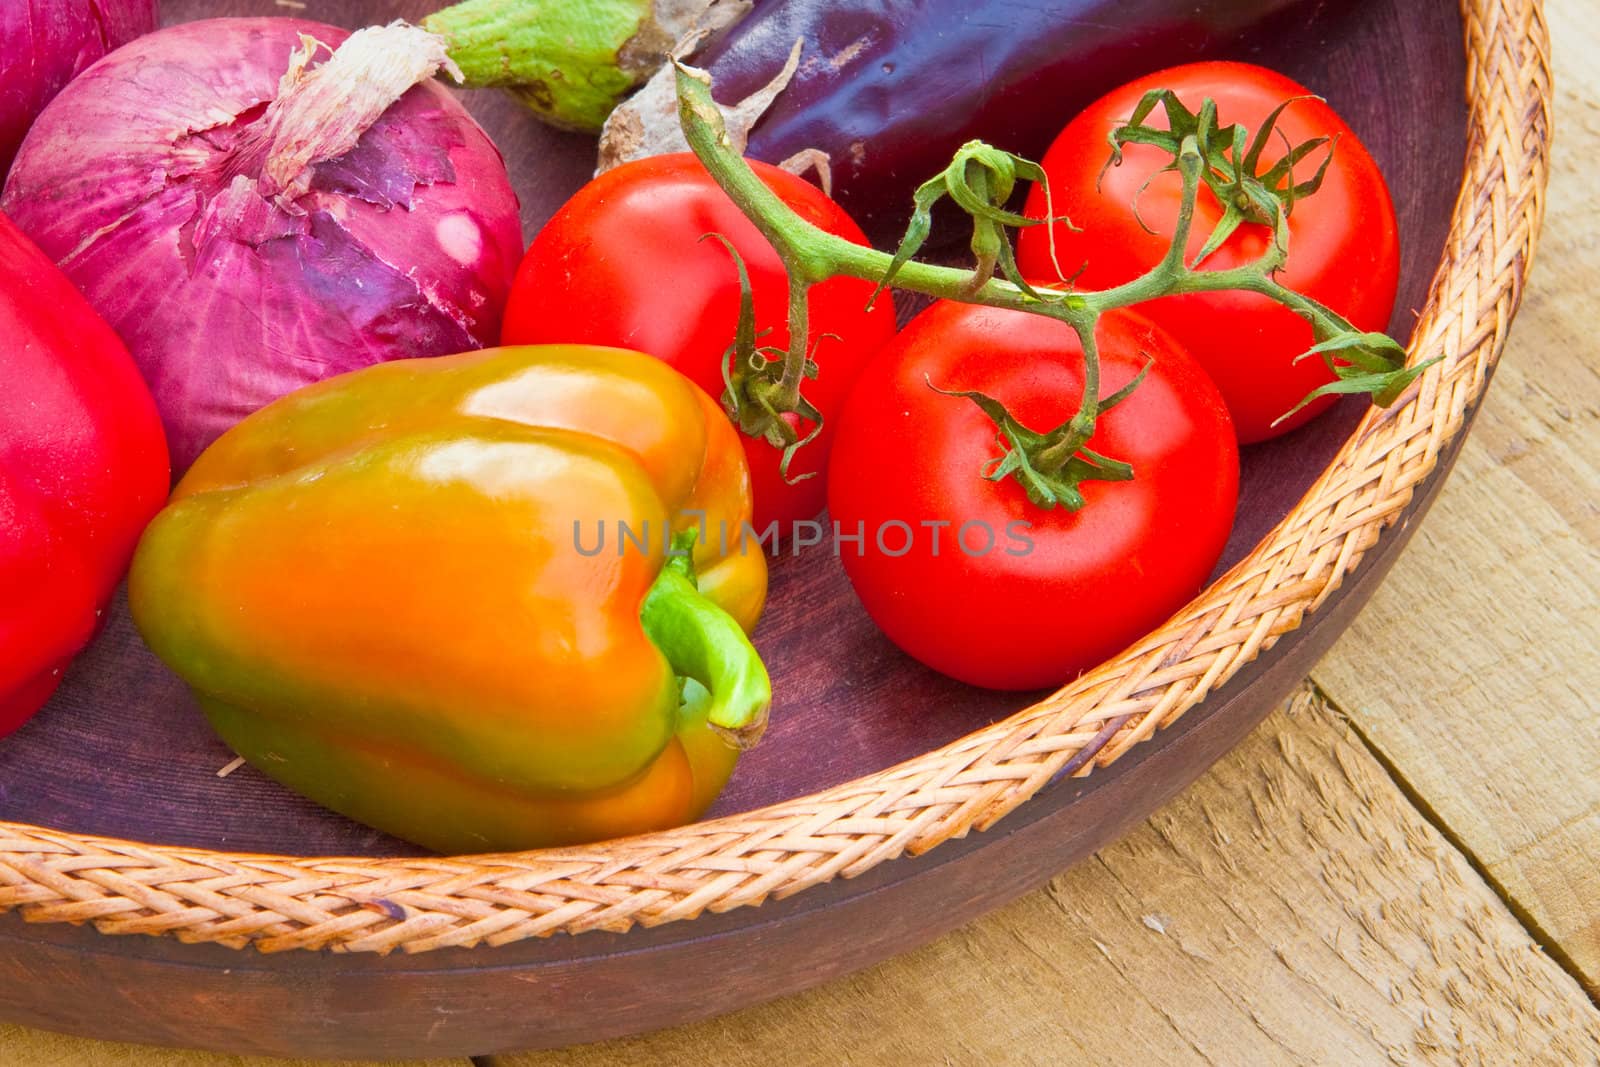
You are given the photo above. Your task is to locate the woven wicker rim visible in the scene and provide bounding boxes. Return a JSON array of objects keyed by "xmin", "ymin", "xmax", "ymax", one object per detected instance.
[{"xmin": 0, "ymin": 0, "xmax": 1552, "ymax": 955}]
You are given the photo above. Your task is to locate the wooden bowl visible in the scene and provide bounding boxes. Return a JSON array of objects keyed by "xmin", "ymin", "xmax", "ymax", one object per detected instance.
[{"xmin": 0, "ymin": 0, "xmax": 1550, "ymax": 1057}]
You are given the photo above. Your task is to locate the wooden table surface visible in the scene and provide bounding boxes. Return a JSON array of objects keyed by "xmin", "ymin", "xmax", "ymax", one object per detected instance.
[{"xmin": 6, "ymin": 0, "xmax": 1598, "ymax": 1063}]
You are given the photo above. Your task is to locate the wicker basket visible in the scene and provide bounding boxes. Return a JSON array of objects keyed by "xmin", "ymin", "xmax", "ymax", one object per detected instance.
[{"xmin": 0, "ymin": 0, "xmax": 1552, "ymax": 956}]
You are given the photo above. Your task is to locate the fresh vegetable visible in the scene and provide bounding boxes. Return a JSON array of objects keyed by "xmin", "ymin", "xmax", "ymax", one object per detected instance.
[
  {"xmin": 1, "ymin": 211, "xmax": 168, "ymax": 737},
  {"xmin": 829, "ymin": 305, "xmax": 1237, "ymax": 689},
  {"xmin": 424, "ymin": 0, "xmax": 751, "ymax": 132},
  {"xmin": 1017, "ymin": 62, "xmax": 1401, "ymax": 443},
  {"xmin": 0, "ymin": 0, "xmax": 158, "ymax": 178},
  {"xmin": 1, "ymin": 18, "xmax": 524, "ymax": 475},
  {"xmin": 130, "ymin": 344, "xmax": 770, "ymax": 853},
  {"xmin": 502, "ymin": 153, "xmax": 897, "ymax": 526},
  {"xmin": 601, "ymin": 0, "xmax": 1341, "ymax": 244},
  {"xmin": 665, "ymin": 63, "xmax": 1425, "ymax": 687}
]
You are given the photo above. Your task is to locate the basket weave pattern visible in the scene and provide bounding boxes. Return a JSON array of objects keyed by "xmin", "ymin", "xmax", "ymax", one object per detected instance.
[{"xmin": 0, "ymin": 0, "xmax": 1552, "ymax": 954}]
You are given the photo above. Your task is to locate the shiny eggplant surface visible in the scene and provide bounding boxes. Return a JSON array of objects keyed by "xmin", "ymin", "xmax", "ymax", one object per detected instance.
[{"xmin": 696, "ymin": 0, "xmax": 1348, "ymax": 243}]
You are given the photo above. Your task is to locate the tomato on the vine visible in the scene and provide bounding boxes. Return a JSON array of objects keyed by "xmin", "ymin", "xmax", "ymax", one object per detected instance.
[
  {"xmin": 503, "ymin": 154, "xmax": 897, "ymax": 526},
  {"xmin": 1016, "ymin": 61, "xmax": 1399, "ymax": 444},
  {"xmin": 828, "ymin": 304, "xmax": 1238, "ymax": 691}
]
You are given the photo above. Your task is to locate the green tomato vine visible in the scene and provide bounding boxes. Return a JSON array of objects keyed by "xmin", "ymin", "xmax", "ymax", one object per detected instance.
[{"xmin": 673, "ymin": 62, "xmax": 1434, "ymax": 510}]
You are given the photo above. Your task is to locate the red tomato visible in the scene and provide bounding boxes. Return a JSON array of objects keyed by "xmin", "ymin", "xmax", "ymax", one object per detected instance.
[
  {"xmin": 828, "ymin": 304, "xmax": 1238, "ymax": 691},
  {"xmin": 504, "ymin": 154, "xmax": 897, "ymax": 526},
  {"xmin": 1016, "ymin": 62, "xmax": 1399, "ymax": 444}
]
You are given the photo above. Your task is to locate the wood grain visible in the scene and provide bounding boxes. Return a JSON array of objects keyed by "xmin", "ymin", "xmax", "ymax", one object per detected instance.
[
  {"xmin": 1313, "ymin": 0, "xmax": 1600, "ymax": 994},
  {"xmin": 0, "ymin": 1025, "xmax": 462, "ymax": 1067},
  {"xmin": 491, "ymin": 688, "xmax": 1600, "ymax": 1067}
]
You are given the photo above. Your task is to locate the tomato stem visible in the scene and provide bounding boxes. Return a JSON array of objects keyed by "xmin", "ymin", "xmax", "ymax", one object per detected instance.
[
  {"xmin": 778, "ymin": 270, "xmax": 810, "ymax": 400},
  {"xmin": 673, "ymin": 62, "xmax": 1429, "ymax": 509}
]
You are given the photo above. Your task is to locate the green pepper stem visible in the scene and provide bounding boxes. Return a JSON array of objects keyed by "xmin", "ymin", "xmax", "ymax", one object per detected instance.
[{"xmin": 641, "ymin": 553, "xmax": 771, "ymax": 750}]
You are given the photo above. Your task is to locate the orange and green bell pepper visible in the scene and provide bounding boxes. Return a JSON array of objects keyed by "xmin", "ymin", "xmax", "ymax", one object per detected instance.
[{"xmin": 129, "ymin": 345, "xmax": 770, "ymax": 853}]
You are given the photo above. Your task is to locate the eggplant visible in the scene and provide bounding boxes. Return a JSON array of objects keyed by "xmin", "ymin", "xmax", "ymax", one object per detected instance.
[{"xmin": 602, "ymin": 0, "xmax": 1354, "ymax": 244}]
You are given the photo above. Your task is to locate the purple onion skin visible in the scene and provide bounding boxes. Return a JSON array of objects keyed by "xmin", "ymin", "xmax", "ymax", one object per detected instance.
[
  {"xmin": 0, "ymin": 0, "xmax": 158, "ymax": 177},
  {"xmin": 1, "ymin": 19, "xmax": 524, "ymax": 473},
  {"xmin": 699, "ymin": 0, "xmax": 1348, "ymax": 245}
]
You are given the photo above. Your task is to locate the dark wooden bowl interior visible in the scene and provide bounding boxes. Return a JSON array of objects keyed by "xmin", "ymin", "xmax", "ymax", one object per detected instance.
[{"xmin": 0, "ymin": 0, "xmax": 1465, "ymax": 859}]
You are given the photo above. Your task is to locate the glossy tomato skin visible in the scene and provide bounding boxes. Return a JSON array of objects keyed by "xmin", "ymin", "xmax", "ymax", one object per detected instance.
[
  {"xmin": 1016, "ymin": 62, "xmax": 1399, "ymax": 444},
  {"xmin": 504, "ymin": 154, "xmax": 897, "ymax": 526},
  {"xmin": 828, "ymin": 304, "xmax": 1238, "ymax": 691}
]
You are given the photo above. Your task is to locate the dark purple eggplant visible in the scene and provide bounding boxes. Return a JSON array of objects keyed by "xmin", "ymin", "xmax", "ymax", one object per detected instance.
[{"xmin": 606, "ymin": 0, "xmax": 1356, "ymax": 245}]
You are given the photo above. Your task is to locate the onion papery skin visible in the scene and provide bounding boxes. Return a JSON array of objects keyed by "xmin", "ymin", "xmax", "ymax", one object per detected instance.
[
  {"xmin": 0, "ymin": 0, "xmax": 158, "ymax": 177},
  {"xmin": 1, "ymin": 18, "xmax": 524, "ymax": 474}
]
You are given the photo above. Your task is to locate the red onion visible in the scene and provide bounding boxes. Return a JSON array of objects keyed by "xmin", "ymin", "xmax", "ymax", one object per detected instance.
[
  {"xmin": 0, "ymin": 0, "xmax": 158, "ymax": 177},
  {"xmin": 1, "ymin": 18, "xmax": 523, "ymax": 472}
]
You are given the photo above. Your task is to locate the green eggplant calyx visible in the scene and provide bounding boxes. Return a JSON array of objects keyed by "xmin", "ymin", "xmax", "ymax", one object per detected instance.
[
  {"xmin": 641, "ymin": 533, "xmax": 771, "ymax": 750},
  {"xmin": 425, "ymin": 0, "xmax": 755, "ymax": 131},
  {"xmin": 424, "ymin": 0, "xmax": 673, "ymax": 132}
]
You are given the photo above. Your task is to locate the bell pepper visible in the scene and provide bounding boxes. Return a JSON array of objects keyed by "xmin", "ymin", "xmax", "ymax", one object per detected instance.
[
  {"xmin": 129, "ymin": 345, "xmax": 771, "ymax": 853},
  {"xmin": 1, "ymin": 210, "xmax": 169, "ymax": 736}
]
